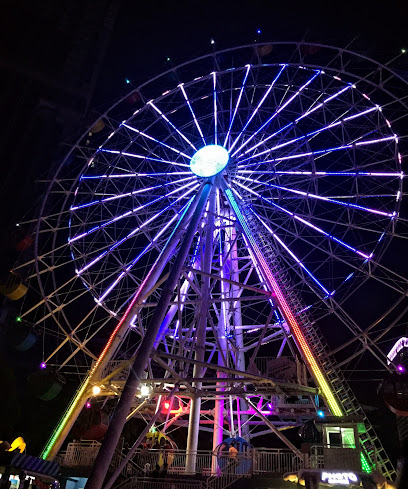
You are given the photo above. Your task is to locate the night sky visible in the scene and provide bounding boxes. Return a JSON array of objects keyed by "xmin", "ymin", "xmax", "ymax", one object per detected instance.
[{"xmin": 0, "ymin": 0, "xmax": 407, "ymax": 463}]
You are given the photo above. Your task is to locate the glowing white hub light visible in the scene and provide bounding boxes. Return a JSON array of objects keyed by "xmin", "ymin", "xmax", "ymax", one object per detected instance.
[{"xmin": 190, "ymin": 145, "xmax": 229, "ymax": 177}]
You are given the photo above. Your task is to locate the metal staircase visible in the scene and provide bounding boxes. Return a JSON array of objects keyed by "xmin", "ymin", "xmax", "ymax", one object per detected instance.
[{"xmin": 241, "ymin": 204, "xmax": 395, "ymax": 479}]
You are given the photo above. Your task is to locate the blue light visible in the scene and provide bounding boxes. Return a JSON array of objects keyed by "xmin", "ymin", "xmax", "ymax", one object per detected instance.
[
  {"xmin": 190, "ymin": 145, "xmax": 229, "ymax": 177},
  {"xmin": 317, "ymin": 410, "xmax": 325, "ymax": 418},
  {"xmin": 257, "ymin": 29, "xmax": 261, "ymax": 34}
]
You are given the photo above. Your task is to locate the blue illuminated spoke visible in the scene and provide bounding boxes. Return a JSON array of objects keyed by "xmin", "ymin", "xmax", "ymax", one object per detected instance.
[
  {"xmin": 122, "ymin": 123, "xmax": 191, "ymax": 159},
  {"xmin": 148, "ymin": 100, "xmax": 197, "ymax": 151},
  {"xmin": 100, "ymin": 149, "xmax": 190, "ymax": 168},
  {"xmin": 238, "ymin": 170, "xmax": 404, "ymax": 178},
  {"xmin": 232, "ymin": 179, "xmax": 372, "ymax": 260},
  {"xmin": 96, "ymin": 202, "xmax": 190, "ymax": 303},
  {"xmin": 69, "ymin": 179, "xmax": 198, "ymax": 244},
  {"xmin": 239, "ymin": 105, "xmax": 378, "ymax": 160},
  {"xmin": 232, "ymin": 69, "xmax": 321, "ymax": 157},
  {"xmin": 213, "ymin": 72, "xmax": 218, "ymax": 145},
  {"xmin": 228, "ymin": 64, "xmax": 287, "ymax": 153},
  {"xmin": 223, "ymin": 64, "xmax": 251, "ymax": 148},
  {"xmin": 236, "ymin": 84, "xmax": 353, "ymax": 159},
  {"xmin": 75, "ymin": 185, "xmax": 199, "ymax": 275},
  {"xmin": 179, "ymin": 84, "xmax": 206, "ymax": 146},
  {"xmin": 238, "ymin": 135, "xmax": 398, "ymax": 168},
  {"xmin": 249, "ymin": 208, "xmax": 332, "ymax": 296},
  {"xmin": 70, "ymin": 176, "xmax": 195, "ymax": 211},
  {"xmin": 80, "ymin": 171, "xmax": 192, "ymax": 180},
  {"xmin": 235, "ymin": 174, "xmax": 395, "ymax": 218}
]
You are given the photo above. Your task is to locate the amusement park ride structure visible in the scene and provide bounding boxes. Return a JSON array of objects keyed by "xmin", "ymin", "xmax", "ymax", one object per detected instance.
[{"xmin": 11, "ymin": 42, "xmax": 408, "ymax": 486}]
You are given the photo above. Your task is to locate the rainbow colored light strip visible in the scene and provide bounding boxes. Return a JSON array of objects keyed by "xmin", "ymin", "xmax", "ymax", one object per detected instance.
[
  {"xmin": 224, "ymin": 188, "xmax": 342, "ymax": 415},
  {"xmin": 225, "ymin": 188, "xmax": 372, "ymax": 473},
  {"xmin": 41, "ymin": 198, "xmax": 195, "ymax": 460}
]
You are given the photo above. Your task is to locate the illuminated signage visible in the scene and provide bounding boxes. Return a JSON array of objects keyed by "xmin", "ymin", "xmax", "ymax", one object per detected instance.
[{"xmin": 321, "ymin": 472, "xmax": 358, "ymax": 485}]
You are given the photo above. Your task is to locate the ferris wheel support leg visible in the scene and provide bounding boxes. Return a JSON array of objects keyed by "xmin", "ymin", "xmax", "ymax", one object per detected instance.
[
  {"xmin": 186, "ymin": 187, "xmax": 216, "ymax": 474},
  {"xmin": 84, "ymin": 180, "xmax": 213, "ymax": 489},
  {"xmin": 41, "ymin": 190, "xmax": 205, "ymax": 461},
  {"xmin": 212, "ymin": 198, "xmax": 229, "ymax": 472},
  {"xmin": 230, "ymin": 225, "xmax": 250, "ymax": 439}
]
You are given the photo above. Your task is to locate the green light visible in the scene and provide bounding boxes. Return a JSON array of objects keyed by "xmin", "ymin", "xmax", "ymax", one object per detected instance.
[
  {"xmin": 151, "ymin": 427, "xmax": 156, "ymax": 433},
  {"xmin": 166, "ymin": 57, "xmax": 171, "ymax": 62},
  {"xmin": 125, "ymin": 78, "xmax": 131, "ymax": 84},
  {"xmin": 401, "ymin": 48, "xmax": 406, "ymax": 54},
  {"xmin": 16, "ymin": 316, "xmax": 22, "ymax": 322}
]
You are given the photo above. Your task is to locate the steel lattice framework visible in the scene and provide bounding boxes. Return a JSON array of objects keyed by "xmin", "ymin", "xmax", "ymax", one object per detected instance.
[{"xmin": 13, "ymin": 43, "xmax": 408, "ymax": 481}]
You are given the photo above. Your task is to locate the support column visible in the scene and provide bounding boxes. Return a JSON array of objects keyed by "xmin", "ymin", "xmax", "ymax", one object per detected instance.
[
  {"xmin": 84, "ymin": 181, "xmax": 213, "ymax": 489},
  {"xmin": 42, "ymin": 195, "xmax": 202, "ymax": 460},
  {"xmin": 186, "ymin": 188, "xmax": 216, "ymax": 474},
  {"xmin": 230, "ymin": 224, "xmax": 250, "ymax": 440}
]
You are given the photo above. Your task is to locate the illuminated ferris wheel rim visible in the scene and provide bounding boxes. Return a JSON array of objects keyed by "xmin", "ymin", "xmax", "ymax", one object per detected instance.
[
  {"xmin": 14, "ymin": 41, "xmax": 408, "ymax": 374},
  {"xmin": 65, "ymin": 52, "xmax": 403, "ymax": 317}
]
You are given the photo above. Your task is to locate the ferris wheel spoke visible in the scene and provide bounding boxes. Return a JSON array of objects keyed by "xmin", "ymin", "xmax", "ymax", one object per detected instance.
[
  {"xmin": 179, "ymin": 83, "xmax": 206, "ymax": 146},
  {"xmin": 212, "ymin": 71, "xmax": 218, "ymax": 144},
  {"xmin": 74, "ymin": 187, "xmax": 198, "ymax": 276},
  {"xmin": 70, "ymin": 176, "xmax": 195, "ymax": 211},
  {"xmin": 238, "ymin": 134, "xmax": 398, "ymax": 168},
  {"xmin": 100, "ymin": 149, "xmax": 190, "ymax": 168},
  {"xmin": 69, "ymin": 180, "xmax": 198, "ymax": 244},
  {"xmin": 238, "ymin": 170, "xmax": 404, "ymax": 178},
  {"xmin": 147, "ymin": 100, "xmax": 197, "ymax": 151},
  {"xmin": 233, "ymin": 179, "xmax": 372, "ymax": 260},
  {"xmin": 96, "ymin": 204, "xmax": 192, "ymax": 303},
  {"xmin": 223, "ymin": 64, "xmax": 251, "ymax": 148},
  {"xmin": 250, "ymin": 208, "xmax": 332, "ymax": 296},
  {"xmin": 228, "ymin": 64, "xmax": 287, "ymax": 153},
  {"xmin": 231, "ymin": 69, "xmax": 321, "ymax": 157},
  {"xmin": 239, "ymin": 105, "xmax": 379, "ymax": 160},
  {"xmin": 122, "ymin": 123, "xmax": 191, "ymax": 159},
  {"xmin": 235, "ymin": 174, "xmax": 396, "ymax": 218},
  {"xmin": 79, "ymin": 171, "xmax": 192, "ymax": 180},
  {"xmin": 250, "ymin": 205, "xmax": 405, "ymax": 298}
]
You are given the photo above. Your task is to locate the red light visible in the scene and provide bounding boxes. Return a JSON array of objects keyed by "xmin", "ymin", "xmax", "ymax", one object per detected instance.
[{"xmin": 164, "ymin": 401, "xmax": 170, "ymax": 410}]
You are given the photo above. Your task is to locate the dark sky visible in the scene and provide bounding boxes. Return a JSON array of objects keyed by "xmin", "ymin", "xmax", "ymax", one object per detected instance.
[{"xmin": 0, "ymin": 0, "xmax": 407, "ymax": 461}]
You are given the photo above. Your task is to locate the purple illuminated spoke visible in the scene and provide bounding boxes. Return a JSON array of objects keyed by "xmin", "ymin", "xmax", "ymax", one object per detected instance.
[
  {"xmin": 223, "ymin": 64, "xmax": 251, "ymax": 148},
  {"xmin": 75, "ymin": 186, "xmax": 198, "ymax": 275},
  {"xmin": 179, "ymin": 84, "xmax": 206, "ymax": 146},
  {"xmin": 236, "ymin": 174, "xmax": 395, "ymax": 218},
  {"xmin": 122, "ymin": 123, "xmax": 191, "ymax": 159},
  {"xmin": 238, "ymin": 170, "xmax": 404, "ymax": 178},
  {"xmin": 240, "ymin": 105, "xmax": 378, "ymax": 160},
  {"xmin": 97, "ymin": 206, "xmax": 187, "ymax": 303},
  {"xmin": 250, "ymin": 208, "xmax": 332, "ymax": 296},
  {"xmin": 213, "ymin": 72, "xmax": 217, "ymax": 144},
  {"xmin": 80, "ymin": 171, "xmax": 192, "ymax": 180},
  {"xmin": 70, "ymin": 180, "xmax": 198, "ymax": 244},
  {"xmin": 70, "ymin": 176, "xmax": 195, "ymax": 211},
  {"xmin": 232, "ymin": 179, "xmax": 372, "ymax": 260},
  {"xmin": 100, "ymin": 149, "xmax": 190, "ymax": 168},
  {"xmin": 232, "ymin": 69, "xmax": 321, "ymax": 157},
  {"xmin": 235, "ymin": 84, "xmax": 353, "ymax": 159},
  {"xmin": 228, "ymin": 65, "xmax": 287, "ymax": 153},
  {"xmin": 148, "ymin": 100, "xmax": 197, "ymax": 151},
  {"xmin": 238, "ymin": 135, "xmax": 398, "ymax": 167}
]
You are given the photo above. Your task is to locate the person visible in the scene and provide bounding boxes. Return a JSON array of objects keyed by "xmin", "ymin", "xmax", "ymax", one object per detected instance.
[
  {"xmin": 228, "ymin": 443, "xmax": 238, "ymax": 460},
  {"xmin": 160, "ymin": 463, "xmax": 168, "ymax": 478},
  {"xmin": 151, "ymin": 464, "xmax": 160, "ymax": 478}
]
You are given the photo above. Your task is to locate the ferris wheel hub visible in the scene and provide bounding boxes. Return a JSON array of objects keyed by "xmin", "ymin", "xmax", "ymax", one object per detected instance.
[{"xmin": 189, "ymin": 144, "xmax": 229, "ymax": 177}]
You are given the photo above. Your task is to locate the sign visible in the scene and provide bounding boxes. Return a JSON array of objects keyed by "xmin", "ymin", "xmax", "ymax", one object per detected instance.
[{"xmin": 321, "ymin": 472, "xmax": 358, "ymax": 485}]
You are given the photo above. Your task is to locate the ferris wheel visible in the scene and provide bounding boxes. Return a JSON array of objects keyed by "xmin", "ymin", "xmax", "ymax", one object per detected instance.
[{"xmin": 12, "ymin": 43, "xmax": 408, "ymax": 479}]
